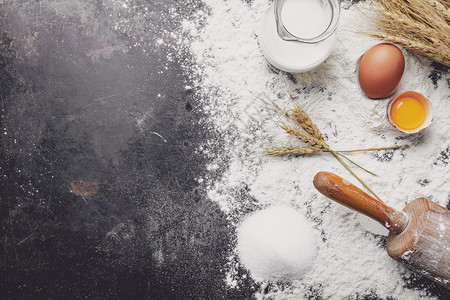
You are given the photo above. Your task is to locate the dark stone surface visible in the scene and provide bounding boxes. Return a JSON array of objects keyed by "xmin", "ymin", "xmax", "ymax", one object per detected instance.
[
  {"xmin": 1, "ymin": 1, "xmax": 449, "ymax": 300},
  {"xmin": 0, "ymin": 1, "xmax": 256, "ymax": 299}
]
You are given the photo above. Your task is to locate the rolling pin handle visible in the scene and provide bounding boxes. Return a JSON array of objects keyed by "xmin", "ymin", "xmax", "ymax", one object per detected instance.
[{"xmin": 313, "ymin": 171, "xmax": 409, "ymax": 234}]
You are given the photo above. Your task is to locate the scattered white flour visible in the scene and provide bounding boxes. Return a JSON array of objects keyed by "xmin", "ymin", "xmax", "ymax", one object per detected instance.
[
  {"xmin": 183, "ymin": 0, "xmax": 450, "ymax": 299},
  {"xmin": 237, "ymin": 206, "xmax": 317, "ymax": 281}
]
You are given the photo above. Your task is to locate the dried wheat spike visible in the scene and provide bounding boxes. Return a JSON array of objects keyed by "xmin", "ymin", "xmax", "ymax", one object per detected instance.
[
  {"xmin": 289, "ymin": 108, "xmax": 325, "ymax": 142},
  {"xmin": 265, "ymin": 147, "xmax": 322, "ymax": 156},
  {"xmin": 367, "ymin": 0, "xmax": 450, "ymax": 67},
  {"xmin": 281, "ymin": 124, "xmax": 330, "ymax": 150},
  {"xmin": 369, "ymin": 33, "xmax": 450, "ymax": 67}
]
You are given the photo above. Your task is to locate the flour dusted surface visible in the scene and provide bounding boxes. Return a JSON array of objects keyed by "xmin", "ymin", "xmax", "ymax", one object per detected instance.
[{"xmin": 183, "ymin": 0, "xmax": 450, "ymax": 299}]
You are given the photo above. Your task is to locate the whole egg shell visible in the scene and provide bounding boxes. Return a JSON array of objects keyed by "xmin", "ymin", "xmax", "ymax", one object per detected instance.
[{"xmin": 358, "ymin": 43, "xmax": 405, "ymax": 99}]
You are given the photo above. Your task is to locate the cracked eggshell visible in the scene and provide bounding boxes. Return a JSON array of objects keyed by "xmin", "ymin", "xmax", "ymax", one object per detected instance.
[{"xmin": 387, "ymin": 91, "xmax": 433, "ymax": 134}]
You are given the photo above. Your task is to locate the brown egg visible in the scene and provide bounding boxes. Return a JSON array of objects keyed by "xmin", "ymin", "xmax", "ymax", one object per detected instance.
[{"xmin": 358, "ymin": 43, "xmax": 405, "ymax": 99}]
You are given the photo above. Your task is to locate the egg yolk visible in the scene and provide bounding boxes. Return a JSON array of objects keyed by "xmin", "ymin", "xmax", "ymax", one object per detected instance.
[{"xmin": 390, "ymin": 97, "xmax": 425, "ymax": 130}]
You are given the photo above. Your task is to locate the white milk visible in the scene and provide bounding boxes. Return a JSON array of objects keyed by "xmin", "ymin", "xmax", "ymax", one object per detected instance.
[
  {"xmin": 281, "ymin": 0, "xmax": 331, "ymax": 39},
  {"xmin": 258, "ymin": 0, "xmax": 337, "ymax": 73}
]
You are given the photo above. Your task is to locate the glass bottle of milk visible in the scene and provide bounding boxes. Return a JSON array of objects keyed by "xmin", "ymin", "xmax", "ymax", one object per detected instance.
[{"xmin": 258, "ymin": 0, "xmax": 340, "ymax": 73}]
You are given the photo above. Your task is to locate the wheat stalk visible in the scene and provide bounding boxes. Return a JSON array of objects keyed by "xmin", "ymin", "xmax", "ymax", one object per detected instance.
[
  {"xmin": 265, "ymin": 94, "xmax": 411, "ymax": 203},
  {"xmin": 265, "ymin": 147, "xmax": 321, "ymax": 156},
  {"xmin": 264, "ymin": 79, "xmax": 412, "ymax": 203},
  {"xmin": 431, "ymin": 1, "xmax": 450, "ymax": 19},
  {"xmin": 281, "ymin": 123, "xmax": 330, "ymax": 150},
  {"xmin": 266, "ymin": 144, "xmax": 409, "ymax": 156},
  {"xmin": 372, "ymin": 10, "xmax": 447, "ymax": 45},
  {"xmin": 281, "ymin": 77, "xmax": 327, "ymax": 142},
  {"xmin": 288, "ymin": 105, "xmax": 325, "ymax": 142},
  {"xmin": 336, "ymin": 145, "xmax": 409, "ymax": 153},
  {"xmin": 364, "ymin": 0, "xmax": 450, "ymax": 67},
  {"xmin": 369, "ymin": 33, "xmax": 450, "ymax": 67},
  {"xmin": 330, "ymin": 151, "xmax": 383, "ymax": 202}
]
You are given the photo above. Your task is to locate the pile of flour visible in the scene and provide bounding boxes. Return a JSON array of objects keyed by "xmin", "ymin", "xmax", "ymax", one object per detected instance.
[
  {"xmin": 182, "ymin": 0, "xmax": 450, "ymax": 299},
  {"xmin": 237, "ymin": 206, "xmax": 317, "ymax": 282}
]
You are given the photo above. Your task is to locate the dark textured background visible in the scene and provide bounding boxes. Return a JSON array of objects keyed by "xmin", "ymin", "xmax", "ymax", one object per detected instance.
[
  {"xmin": 1, "ymin": 1, "xmax": 449, "ymax": 299},
  {"xmin": 0, "ymin": 0, "xmax": 255, "ymax": 298}
]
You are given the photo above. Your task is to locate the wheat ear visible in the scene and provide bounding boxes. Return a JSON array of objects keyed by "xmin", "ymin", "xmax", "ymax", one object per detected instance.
[
  {"xmin": 366, "ymin": 0, "xmax": 450, "ymax": 67},
  {"xmin": 289, "ymin": 106, "xmax": 325, "ymax": 142},
  {"xmin": 265, "ymin": 147, "xmax": 321, "ymax": 156},
  {"xmin": 369, "ymin": 33, "xmax": 450, "ymax": 67},
  {"xmin": 281, "ymin": 124, "xmax": 330, "ymax": 150}
]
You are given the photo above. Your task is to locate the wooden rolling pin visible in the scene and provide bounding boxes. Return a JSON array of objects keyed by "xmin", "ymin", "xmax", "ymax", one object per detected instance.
[{"xmin": 313, "ymin": 171, "xmax": 450, "ymax": 289}]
